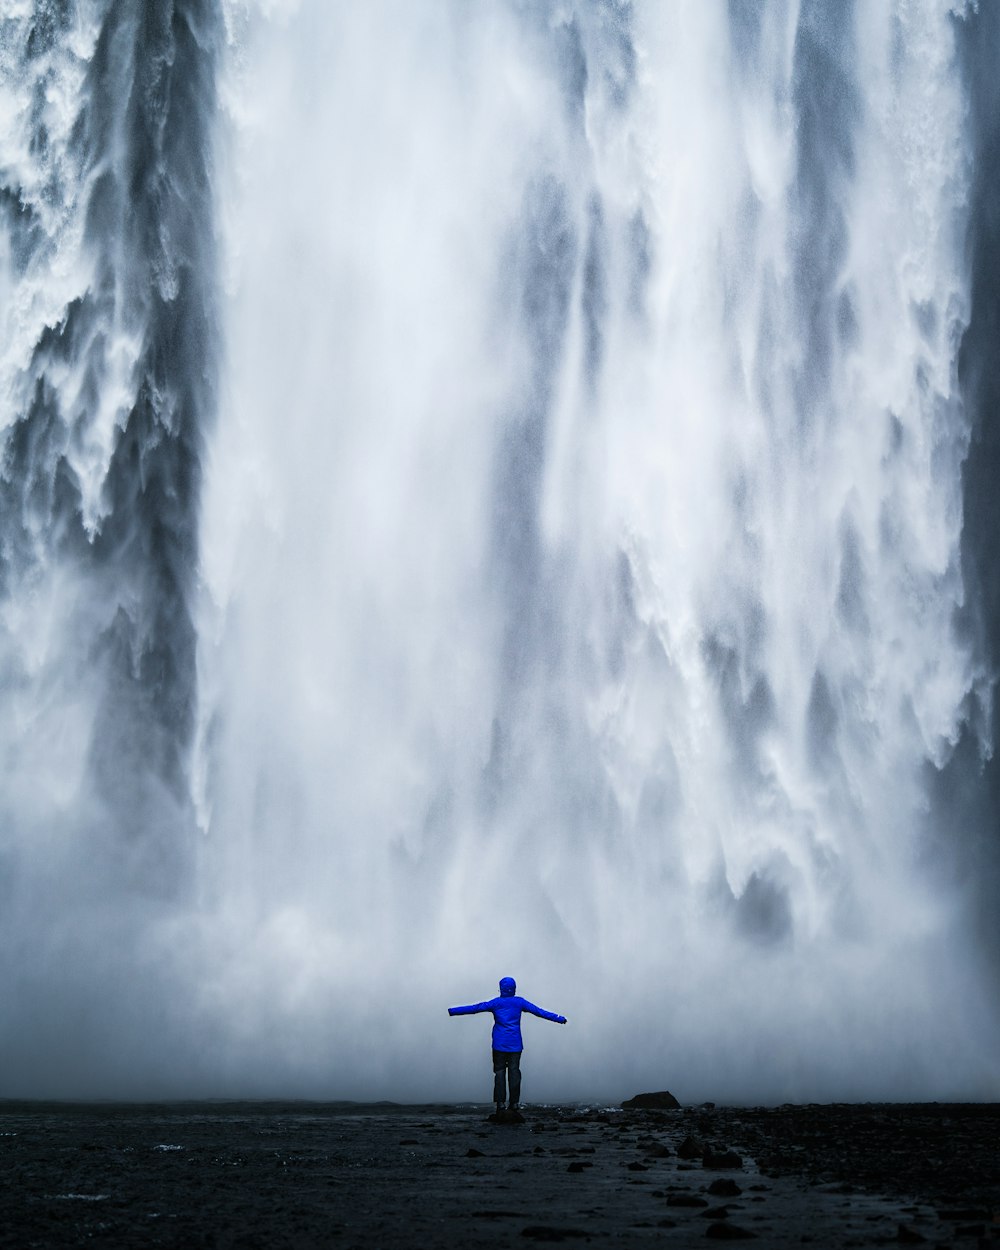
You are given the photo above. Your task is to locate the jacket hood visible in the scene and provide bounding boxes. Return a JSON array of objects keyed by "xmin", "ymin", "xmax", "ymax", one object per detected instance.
[{"xmin": 499, "ymin": 977, "xmax": 516, "ymax": 996}]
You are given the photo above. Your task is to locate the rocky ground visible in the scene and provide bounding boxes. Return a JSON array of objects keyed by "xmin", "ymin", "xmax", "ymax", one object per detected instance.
[{"xmin": 0, "ymin": 1100, "xmax": 997, "ymax": 1248}]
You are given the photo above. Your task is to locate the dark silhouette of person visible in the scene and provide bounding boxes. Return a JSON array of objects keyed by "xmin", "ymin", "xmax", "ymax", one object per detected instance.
[{"xmin": 448, "ymin": 976, "xmax": 567, "ymax": 1114}]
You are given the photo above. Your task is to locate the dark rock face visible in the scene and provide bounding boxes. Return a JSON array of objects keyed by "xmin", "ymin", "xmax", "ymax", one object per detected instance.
[{"xmin": 622, "ymin": 1091, "xmax": 681, "ymax": 1109}]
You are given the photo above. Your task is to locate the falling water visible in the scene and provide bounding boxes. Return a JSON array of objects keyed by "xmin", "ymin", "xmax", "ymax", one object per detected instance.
[{"xmin": 1, "ymin": 0, "xmax": 998, "ymax": 1102}]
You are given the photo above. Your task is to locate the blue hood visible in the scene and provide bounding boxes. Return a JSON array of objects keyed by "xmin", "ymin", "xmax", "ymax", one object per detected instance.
[{"xmin": 499, "ymin": 977, "xmax": 516, "ymax": 996}]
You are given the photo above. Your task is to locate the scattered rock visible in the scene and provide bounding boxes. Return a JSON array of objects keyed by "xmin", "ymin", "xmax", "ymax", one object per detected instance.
[
  {"xmin": 703, "ymin": 1148, "xmax": 743, "ymax": 1170},
  {"xmin": 667, "ymin": 1194, "xmax": 710, "ymax": 1208},
  {"xmin": 566, "ymin": 1161, "xmax": 592, "ymax": 1173},
  {"xmin": 622, "ymin": 1091, "xmax": 681, "ymax": 1110},
  {"xmin": 626, "ymin": 1161, "xmax": 649, "ymax": 1172},
  {"xmin": 466, "ymin": 1148, "xmax": 485, "ymax": 1158},
  {"xmin": 708, "ymin": 1178, "xmax": 743, "ymax": 1197},
  {"xmin": 520, "ymin": 1226, "xmax": 587, "ymax": 1241},
  {"xmin": 896, "ymin": 1225, "xmax": 926, "ymax": 1244},
  {"xmin": 677, "ymin": 1135, "xmax": 706, "ymax": 1159},
  {"xmin": 705, "ymin": 1221, "xmax": 756, "ymax": 1239},
  {"xmin": 643, "ymin": 1143, "xmax": 672, "ymax": 1158}
]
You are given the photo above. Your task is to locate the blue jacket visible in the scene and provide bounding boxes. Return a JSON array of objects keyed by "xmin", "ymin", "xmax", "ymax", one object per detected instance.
[{"xmin": 448, "ymin": 977, "xmax": 566, "ymax": 1052}]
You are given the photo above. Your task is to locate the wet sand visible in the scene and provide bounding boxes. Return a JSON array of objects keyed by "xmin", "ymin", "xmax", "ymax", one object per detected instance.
[{"xmin": 1, "ymin": 1100, "xmax": 997, "ymax": 1248}]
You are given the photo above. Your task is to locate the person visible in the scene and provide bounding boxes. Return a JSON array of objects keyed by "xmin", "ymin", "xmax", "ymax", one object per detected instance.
[{"xmin": 448, "ymin": 976, "xmax": 567, "ymax": 1115}]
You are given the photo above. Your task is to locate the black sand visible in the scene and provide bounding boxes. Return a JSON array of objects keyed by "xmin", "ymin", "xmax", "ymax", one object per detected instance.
[{"xmin": 1, "ymin": 1101, "xmax": 998, "ymax": 1248}]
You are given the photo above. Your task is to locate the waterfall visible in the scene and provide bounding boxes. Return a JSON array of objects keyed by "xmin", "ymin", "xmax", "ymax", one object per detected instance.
[{"xmin": 1, "ymin": 0, "xmax": 998, "ymax": 1101}]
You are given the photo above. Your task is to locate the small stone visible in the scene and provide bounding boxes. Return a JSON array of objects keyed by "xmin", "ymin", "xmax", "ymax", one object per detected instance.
[
  {"xmin": 896, "ymin": 1225, "xmax": 925, "ymax": 1244},
  {"xmin": 467, "ymin": 1148, "xmax": 485, "ymax": 1157},
  {"xmin": 668, "ymin": 1194, "xmax": 710, "ymax": 1208},
  {"xmin": 643, "ymin": 1143, "xmax": 672, "ymax": 1158},
  {"xmin": 627, "ymin": 1161, "xmax": 649, "ymax": 1172},
  {"xmin": 520, "ymin": 1225, "xmax": 587, "ymax": 1241},
  {"xmin": 566, "ymin": 1161, "xmax": 591, "ymax": 1173},
  {"xmin": 704, "ymin": 1222, "xmax": 756, "ymax": 1240}
]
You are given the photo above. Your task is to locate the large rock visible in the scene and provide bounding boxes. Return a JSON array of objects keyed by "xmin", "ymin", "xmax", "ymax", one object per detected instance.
[
  {"xmin": 489, "ymin": 1108, "xmax": 526, "ymax": 1125},
  {"xmin": 621, "ymin": 1091, "xmax": 681, "ymax": 1110},
  {"xmin": 707, "ymin": 1178, "xmax": 742, "ymax": 1197},
  {"xmin": 677, "ymin": 1134, "xmax": 706, "ymax": 1159}
]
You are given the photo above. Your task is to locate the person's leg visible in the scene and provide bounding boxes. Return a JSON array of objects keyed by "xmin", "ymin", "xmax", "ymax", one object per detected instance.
[
  {"xmin": 508, "ymin": 1052, "xmax": 522, "ymax": 1108},
  {"xmin": 492, "ymin": 1050, "xmax": 507, "ymax": 1109}
]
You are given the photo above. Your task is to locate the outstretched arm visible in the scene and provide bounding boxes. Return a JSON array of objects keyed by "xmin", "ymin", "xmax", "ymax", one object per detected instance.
[
  {"xmin": 522, "ymin": 1000, "xmax": 567, "ymax": 1024},
  {"xmin": 448, "ymin": 1001, "xmax": 493, "ymax": 1016}
]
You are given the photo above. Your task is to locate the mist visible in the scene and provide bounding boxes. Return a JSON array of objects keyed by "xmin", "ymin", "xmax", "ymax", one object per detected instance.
[{"xmin": 1, "ymin": 0, "xmax": 998, "ymax": 1105}]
